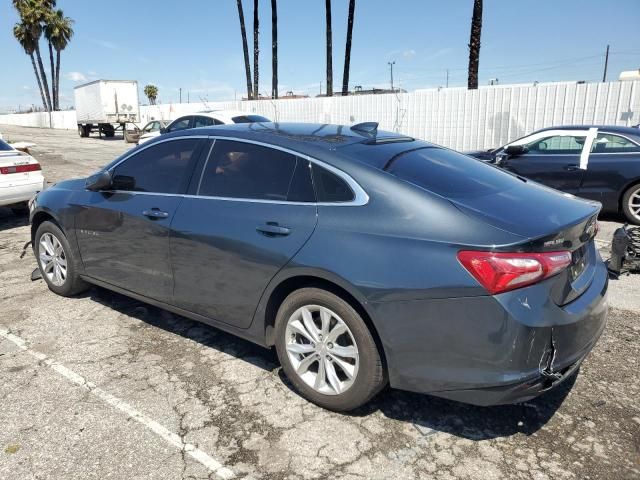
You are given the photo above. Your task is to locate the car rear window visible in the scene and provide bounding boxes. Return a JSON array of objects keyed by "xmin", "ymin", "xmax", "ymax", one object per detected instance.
[
  {"xmin": 386, "ymin": 147, "xmax": 521, "ymax": 198},
  {"xmin": 231, "ymin": 115, "xmax": 270, "ymax": 123},
  {"xmin": 0, "ymin": 139, "xmax": 13, "ymax": 151}
]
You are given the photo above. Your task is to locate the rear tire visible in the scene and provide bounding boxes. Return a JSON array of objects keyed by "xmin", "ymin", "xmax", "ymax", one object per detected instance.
[
  {"xmin": 622, "ymin": 184, "xmax": 640, "ymax": 225},
  {"xmin": 34, "ymin": 221, "xmax": 89, "ymax": 297},
  {"xmin": 78, "ymin": 124, "xmax": 87, "ymax": 137},
  {"xmin": 275, "ymin": 288, "xmax": 386, "ymax": 411}
]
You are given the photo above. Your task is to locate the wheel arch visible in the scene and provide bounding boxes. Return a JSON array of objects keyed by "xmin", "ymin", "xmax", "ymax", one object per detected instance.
[
  {"xmin": 259, "ymin": 271, "xmax": 388, "ymax": 369},
  {"xmin": 31, "ymin": 209, "xmax": 62, "ymax": 244}
]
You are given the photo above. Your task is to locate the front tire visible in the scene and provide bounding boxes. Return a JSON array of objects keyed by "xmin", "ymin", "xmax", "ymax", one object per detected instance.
[
  {"xmin": 35, "ymin": 221, "xmax": 89, "ymax": 297},
  {"xmin": 622, "ymin": 184, "xmax": 640, "ymax": 225},
  {"xmin": 275, "ymin": 288, "xmax": 385, "ymax": 411}
]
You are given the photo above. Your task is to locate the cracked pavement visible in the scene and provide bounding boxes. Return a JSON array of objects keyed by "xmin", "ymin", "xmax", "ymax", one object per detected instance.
[{"xmin": 0, "ymin": 125, "xmax": 639, "ymax": 479}]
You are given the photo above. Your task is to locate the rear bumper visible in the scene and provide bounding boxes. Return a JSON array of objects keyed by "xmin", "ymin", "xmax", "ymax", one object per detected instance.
[
  {"xmin": 0, "ymin": 179, "xmax": 45, "ymax": 207},
  {"xmin": 369, "ymin": 251, "xmax": 609, "ymax": 406}
]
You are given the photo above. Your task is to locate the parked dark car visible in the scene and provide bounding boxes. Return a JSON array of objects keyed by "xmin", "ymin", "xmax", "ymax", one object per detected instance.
[
  {"xmin": 468, "ymin": 125, "xmax": 640, "ymax": 224},
  {"xmin": 29, "ymin": 123, "xmax": 608, "ymax": 411}
]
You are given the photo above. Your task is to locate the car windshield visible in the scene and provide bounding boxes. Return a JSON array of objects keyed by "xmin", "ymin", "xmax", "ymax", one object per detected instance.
[
  {"xmin": 386, "ymin": 147, "xmax": 522, "ymax": 199},
  {"xmin": 231, "ymin": 115, "xmax": 270, "ymax": 124},
  {"xmin": 0, "ymin": 139, "xmax": 14, "ymax": 151}
]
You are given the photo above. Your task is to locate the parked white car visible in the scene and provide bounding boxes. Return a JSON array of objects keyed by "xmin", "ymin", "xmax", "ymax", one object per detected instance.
[
  {"xmin": 0, "ymin": 138, "xmax": 45, "ymax": 214},
  {"xmin": 137, "ymin": 110, "xmax": 270, "ymax": 146}
]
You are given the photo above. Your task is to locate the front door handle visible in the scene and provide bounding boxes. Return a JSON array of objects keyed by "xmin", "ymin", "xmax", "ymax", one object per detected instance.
[
  {"xmin": 564, "ymin": 164, "xmax": 581, "ymax": 171},
  {"xmin": 142, "ymin": 208, "xmax": 169, "ymax": 219},
  {"xmin": 256, "ymin": 222, "xmax": 291, "ymax": 237}
]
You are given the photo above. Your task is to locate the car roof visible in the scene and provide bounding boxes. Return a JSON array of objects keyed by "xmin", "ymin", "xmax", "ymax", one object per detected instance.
[
  {"xmin": 535, "ymin": 125, "xmax": 640, "ymax": 137},
  {"xmin": 160, "ymin": 122, "xmax": 429, "ymax": 168},
  {"xmin": 196, "ymin": 109, "xmax": 261, "ymax": 118}
]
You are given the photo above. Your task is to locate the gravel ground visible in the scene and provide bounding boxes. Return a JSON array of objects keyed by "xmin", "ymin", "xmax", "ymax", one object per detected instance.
[{"xmin": 0, "ymin": 125, "xmax": 639, "ymax": 480}]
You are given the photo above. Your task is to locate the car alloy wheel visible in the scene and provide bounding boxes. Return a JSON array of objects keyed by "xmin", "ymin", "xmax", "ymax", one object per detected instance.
[
  {"xmin": 628, "ymin": 186, "xmax": 640, "ymax": 222},
  {"xmin": 38, "ymin": 232, "xmax": 67, "ymax": 287},
  {"xmin": 284, "ymin": 305, "xmax": 359, "ymax": 395}
]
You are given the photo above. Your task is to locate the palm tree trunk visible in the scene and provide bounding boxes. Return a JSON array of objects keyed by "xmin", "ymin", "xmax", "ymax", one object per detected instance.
[
  {"xmin": 55, "ymin": 49, "xmax": 61, "ymax": 109},
  {"xmin": 325, "ymin": 0, "xmax": 333, "ymax": 96},
  {"xmin": 236, "ymin": 0, "xmax": 253, "ymax": 100},
  {"xmin": 271, "ymin": 0, "xmax": 277, "ymax": 99},
  {"xmin": 341, "ymin": 0, "xmax": 355, "ymax": 96},
  {"xmin": 48, "ymin": 41, "xmax": 56, "ymax": 110},
  {"xmin": 467, "ymin": 0, "xmax": 483, "ymax": 90},
  {"xmin": 34, "ymin": 43, "xmax": 52, "ymax": 111},
  {"xmin": 30, "ymin": 53, "xmax": 48, "ymax": 111},
  {"xmin": 253, "ymin": 0, "xmax": 259, "ymax": 99}
]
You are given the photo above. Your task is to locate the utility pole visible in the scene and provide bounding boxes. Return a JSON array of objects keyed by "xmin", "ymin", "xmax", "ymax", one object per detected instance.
[
  {"xmin": 388, "ymin": 61, "xmax": 395, "ymax": 92},
  {"xmin": 602, "ymin": 44, "xmax": 610, "ymax": 82},
  {"xmin": 446, "ymin": 69, "xmax": 449, "ymax": 88},
  {"xmin": 179, "ymin": 88, "xmax": 182, "ymax": 104}
]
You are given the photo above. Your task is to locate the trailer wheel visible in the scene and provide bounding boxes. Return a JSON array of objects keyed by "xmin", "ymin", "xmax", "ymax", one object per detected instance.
[
  {"xmin": 100, "ymin": 124, "xmax": 115, "ymax": 138},
  {"xmin": 78, "ymin": 124, "xmax": 87, "ymax": 137}
]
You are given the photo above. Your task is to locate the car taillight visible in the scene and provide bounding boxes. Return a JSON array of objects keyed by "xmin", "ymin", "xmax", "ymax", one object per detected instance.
[
  {"xmin": 0, "ymin": 163, "xmax": 41, "ymax": 174},
  {"xmin": 457, "ymin": 250, "xmax": 572, "ymax": 295}
]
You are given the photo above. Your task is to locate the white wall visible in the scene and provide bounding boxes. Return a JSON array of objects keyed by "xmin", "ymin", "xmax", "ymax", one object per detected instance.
[{"xmin": 2, "ymin": 81, "xmax": 639, "ymax": 151}]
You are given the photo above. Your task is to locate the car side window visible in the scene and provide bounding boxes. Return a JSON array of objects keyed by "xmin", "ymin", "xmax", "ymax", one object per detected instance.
[
  {"xmin": 168, "ymin": 117, "xmax": 191, "ymax": 133},
  {"xmin": 311, "ymin": 164, "xmax": 354, "ymax": 202},
  {"xmin": 194, "ymin": 116, "xmax": 215, "ymax": 128},
  {"xmin": 112, "ymin": 139, "xmax": 202, "ymax": 194},
  {"xmin": 525, "ymin": 135, "xmax": 586, "ymax": 155},
  {"xmin": 591, "ymin": 133, "xmax": 640, "ymax": 153},
  {"xmin": 198, "ymin": 140, "xmax": 312, "ymax": 201}
]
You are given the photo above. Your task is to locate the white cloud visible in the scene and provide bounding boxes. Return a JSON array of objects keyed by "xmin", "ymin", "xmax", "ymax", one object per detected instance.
[
  {"xmin": 402, "ymin": 49, "xmax": 417, "ymax": 59},
  {"xmin": 65, "ymin": 71, "xmax": 87, "ymax": 82},
  {"xmin": 89, "ymin": 39, "xmax": 118, "ymax": 50}
]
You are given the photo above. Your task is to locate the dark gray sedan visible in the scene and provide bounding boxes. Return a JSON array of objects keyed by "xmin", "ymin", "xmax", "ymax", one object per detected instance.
[{"xmin": 29, "ymin": 123, "xmax": 608, "ymax": 411}]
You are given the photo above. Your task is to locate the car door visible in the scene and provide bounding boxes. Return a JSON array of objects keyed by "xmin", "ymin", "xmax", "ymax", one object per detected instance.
[
  {"xmin": 579, "ymin": 132, "xmax": 640, "ymax": 205},
  {"xmin": 75, "ymin": 137, "xmax": 206, "ymax": 300},
  {"xmin": 170, "ymin": 138, "xmax": 318, "ymax": 328},
  {"xmin": 500, "ymin": 131, "xmax": 588, "ymax": 194}
]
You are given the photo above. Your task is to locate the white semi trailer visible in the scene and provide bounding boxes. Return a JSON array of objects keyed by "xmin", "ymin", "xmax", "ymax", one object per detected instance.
[{"xmin": 74, "ymin": 80, "xmax": 139, "ymax": 139}]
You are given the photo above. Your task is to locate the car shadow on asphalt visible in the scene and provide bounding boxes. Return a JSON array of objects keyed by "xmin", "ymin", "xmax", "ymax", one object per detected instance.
[
  {"xmin": 85, "ymin": 286, "xmax": 279, "ymax": 373},
  {"xmin": 354, "ymin": 374, "xmax": 576, "ymax": 440},
  {"xmin": 0, "ymin": 210, "xmax": 29, "ymax": 231},
  {"xmin": 81, "ymin": 285, "xmax": 574, "ymax": 441}
]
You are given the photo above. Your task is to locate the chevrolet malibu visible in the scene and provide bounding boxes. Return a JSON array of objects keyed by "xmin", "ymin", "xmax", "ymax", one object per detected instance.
[{"xmin": 29, "ymin": 122, "xmax": 608, "ymax": 411}]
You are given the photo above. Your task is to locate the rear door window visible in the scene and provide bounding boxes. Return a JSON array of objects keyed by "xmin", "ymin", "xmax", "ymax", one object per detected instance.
[
  {"xmin": 386, "ymin": 147, "xmax": 522, "ymax": 198},
  {"xmin": 198, "ymin": 140, "xmax": 313, "ymax": 201},
  {"xmin": 591, "ymin": 133, "xmax": 640, "ymax": 153},
  {"xmin": 193, "ymin": 116, "xmax": 215, "ymax": 128}
]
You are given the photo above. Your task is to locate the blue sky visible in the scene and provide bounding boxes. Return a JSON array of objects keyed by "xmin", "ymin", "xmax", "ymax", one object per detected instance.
[{"xmin": 1, "ymin": 0, "xmax": 639, "ymax": 111}]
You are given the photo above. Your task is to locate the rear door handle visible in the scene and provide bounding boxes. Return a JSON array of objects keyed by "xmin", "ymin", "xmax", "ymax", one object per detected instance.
[
  {"xmin": 142, "ymin": 208, "xmax": 169, "ymax": 219},
  {"xmin": 564, "ymin": 164, "xmax": 581, "ymax": 171},
  {"xmin": 256, "ymin": 222, "xmax": 291, "ymax": 237}
]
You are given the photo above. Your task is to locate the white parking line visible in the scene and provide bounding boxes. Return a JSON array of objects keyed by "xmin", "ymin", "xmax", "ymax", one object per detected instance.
[{"xmin": 0, "ymin": 327, "xmax": 235, "ymax": 480}]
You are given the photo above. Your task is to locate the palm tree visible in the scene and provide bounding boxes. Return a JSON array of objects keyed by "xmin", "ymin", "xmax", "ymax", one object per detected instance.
[
  {"xmin": 13, "ymin": 0, "xmax": 55, "ymax": 111},
  {"xmin": 44, "ymin": 9, "xmax": 73, "ymax": 110},
  {"xmin": 341, "ymin": 0, "xmax": 355, "ymax": 96},
  {"xmin": 325, "ymin": 0, "xmax": 333, "ymax": 96},
  {"xmin": 253, "ymin": 0, "xmax": 259, "ymax": 99},
  {"xmin": 236, "ymin": 0, "xmax": 253, "ymax": 100},
  {"xmin": 271, "ymin": 0, "xmax": 278, "ymax": 99},
  {"xmin": 467, "ymin": 0, "xmax": 483, "ymax": 89},
  {"xmin": 13, "ymin": 22, "xmax": 47, "ymax": 111},
  {"xmin": 144, "ymin": 85, "xmax": 158, "ymax": 105}
]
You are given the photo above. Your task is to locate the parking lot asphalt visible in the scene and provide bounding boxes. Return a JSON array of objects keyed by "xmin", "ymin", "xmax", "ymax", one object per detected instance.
[{"xmin": 0, "ymin": 125, "xmax": 638, "ymax": 480}]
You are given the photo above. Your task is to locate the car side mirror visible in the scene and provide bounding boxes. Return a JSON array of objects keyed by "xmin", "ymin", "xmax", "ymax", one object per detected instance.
[
  {"xmin": 85, "ymin": 170, "xmax": 112, "ymax": 191},
  {"xmin": 505, "ymin": 145, "xmax": 527, "ymax": 157}
]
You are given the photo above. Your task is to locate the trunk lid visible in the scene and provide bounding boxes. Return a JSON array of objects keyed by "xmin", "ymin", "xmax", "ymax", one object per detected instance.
[
  {"xmin": 0, "ymin": 151, "xmax": 42, "ymax": 186},
  {"xmin": 450, "ymin": 182, "xmax": 600, "ymax": 306}
]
